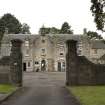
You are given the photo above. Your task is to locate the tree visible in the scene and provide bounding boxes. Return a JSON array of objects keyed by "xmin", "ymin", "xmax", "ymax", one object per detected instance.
[
  {"xmin": 60, "ymin": 22, "xmax": 73, "ymax": 34},
  {"xmin": 21, "ymin": 23, "xmax": 31, "ymax": 34},
  {"xmin": 0, "ymin": 13, "xmax": 22, "ymax": 34},
  {"xmin": 0, "ymin": 19, "xmax": 5, "ymax": 41},
  {"xmin": 39, "ymin": 22, "xmax": 73, "ymax": 35},
  {"xmin": 49, "ymin": 27, "xmax": 60, "ymax": 34},
  {"xmin": 39, "ymin": 26, "xmax": 50, "ymax": 35},
  {"xmin": 87, "ymin": 31, "xmax": 103, "ymax": 40},
  {"xmin": 90, "ymin": 0, "xmax": 105, "ymax": 31},
  {"xmin": 0, "ymin": 13, "xmax": 22, "ymax": 46},
  {"xmin": 39, "ymin": 25, "xmax": 60, "ymax": 35}
]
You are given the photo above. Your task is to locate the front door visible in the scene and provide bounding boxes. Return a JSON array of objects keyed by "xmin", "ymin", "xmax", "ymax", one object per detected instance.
[
  {"xmin": 58, "ymin": 62, "xmax": 61, "ymax": 72},
  {"xmin": 23, "ymin": 63, "xmax": 26, "ymax": 71},
  {"xmin": 41, "ymin": 60, "xmax": 46, "ymax": 71}
]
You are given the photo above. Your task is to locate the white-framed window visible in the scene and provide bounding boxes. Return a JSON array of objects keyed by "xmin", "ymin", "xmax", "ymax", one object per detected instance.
[
  {"xmin": 25, "ymin": 49, "xmax": 29, "ymax": 56},
  {"xmin": 28, "ymin": 62, "xmax": 30, "ymax": 67},
  {"xmin": 42, "ymin": 49, "xmax": 45, "ymax": 53},
  {"xmin": 25, "ymin": 40, "xmax": 29, "ymax": 47}
]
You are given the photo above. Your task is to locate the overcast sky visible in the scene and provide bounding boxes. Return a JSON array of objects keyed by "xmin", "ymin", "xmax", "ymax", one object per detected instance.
[{"xmin": 0, "ymin": 0, "xmax": 105, "ymax": 37}]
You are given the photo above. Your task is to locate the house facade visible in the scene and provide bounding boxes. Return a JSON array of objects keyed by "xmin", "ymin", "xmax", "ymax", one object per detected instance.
[{"xmin": 0, "ymin": 33, "xmax": 105, "ymax": 72}]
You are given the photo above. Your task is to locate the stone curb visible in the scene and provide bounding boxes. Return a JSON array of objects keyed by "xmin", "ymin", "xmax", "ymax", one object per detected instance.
[{"xmin": 0, "ymin": 87, "xmax": 22, "ymax": 104}]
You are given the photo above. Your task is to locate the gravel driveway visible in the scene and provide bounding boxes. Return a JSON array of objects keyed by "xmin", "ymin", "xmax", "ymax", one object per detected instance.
[{"xmin": 1, "ymin": 72, "xmax": 80, "ymax": 105}]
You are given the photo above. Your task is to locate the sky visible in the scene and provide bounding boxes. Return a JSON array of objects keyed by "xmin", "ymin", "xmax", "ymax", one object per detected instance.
[{"xmin": 0, "ymin": 0, "xmax": 105, "ymax": 37}]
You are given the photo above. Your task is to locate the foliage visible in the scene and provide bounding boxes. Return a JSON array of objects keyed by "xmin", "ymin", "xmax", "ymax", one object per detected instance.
[
  {"xmin": 39, "ymin": 22, "xmax": 73, "ymax": 35},
  {"xmin": 49, "ymin": 27, "xmax": 60, "ymax": 34},
  {"xmin": 0, "ymin": 13, "xmax": 31, "ymax": 45},
  {"xmin": 21, "ymin": 23, "xmax": 31, "ymax": 34},
  {"xmin": 90, "ymin": 0, "xmax": 105, "ymax": 31},
  {"xmin": 60, "ymin": 22, "xmax": 73, "ymax": 34},
  {"xmin": 68, "ymin": 86, "xmax": 105, "ymax": 105},
  {"xmin": 87, "ymin": 31, "xmax": 103, "ymax": 40},
  {"xmin": 39, "ymin": 26, "xmax": 60, "ymax": 35},
  {"xmin": 0, "ymin": 13, "xmax": 22, "ymax": 34},
  {"xmin": 0, "ymin": 84, "xmax": 16, "ymax": 93},
  {"xmin": 0, "ymin": 13, "xmax": 22, "ymax": 44},
  {"xmin": 39, "ymin": 26, "xmax": 50, "ymax": 35}
]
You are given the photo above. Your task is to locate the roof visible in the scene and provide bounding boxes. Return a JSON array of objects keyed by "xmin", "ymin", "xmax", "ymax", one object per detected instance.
[
  {"xmin": 2, "ymin": 34, "xmax": 85, "ymax": 44},
  {"xmin": 91, "ymin": 40, "xmax": 105, "ymax": 49}
]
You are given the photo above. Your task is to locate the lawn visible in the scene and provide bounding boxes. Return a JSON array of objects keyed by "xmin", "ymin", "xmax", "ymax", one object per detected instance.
[
  {"xmin": 68, "ymin": 86, "xmax": 105, "ymax": 105},
  {"xmin": 0, "ymin": 84, "xmax": 16, "ymax": 94}
]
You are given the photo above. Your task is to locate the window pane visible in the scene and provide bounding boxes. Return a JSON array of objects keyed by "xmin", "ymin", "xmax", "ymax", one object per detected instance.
[{"xmin": 28, "ymin": 62, "xmax": 30, "ymax": 67}]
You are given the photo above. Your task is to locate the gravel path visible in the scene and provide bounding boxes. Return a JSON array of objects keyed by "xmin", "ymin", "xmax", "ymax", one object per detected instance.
[{"xmin": 1, "ymin": 72, "xmax": 80, "ymax": 105}]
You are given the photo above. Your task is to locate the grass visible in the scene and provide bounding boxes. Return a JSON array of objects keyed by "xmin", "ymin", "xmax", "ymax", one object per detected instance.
[
  {"xmin": 0, "ymin": 84, "xmax": 16, "ymax": 94},
  {"xmin": 68, "ymin": 86, "xmax": 105, "ymax": 105}
]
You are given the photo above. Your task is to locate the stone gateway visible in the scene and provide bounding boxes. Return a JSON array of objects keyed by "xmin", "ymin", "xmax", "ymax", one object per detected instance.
[
  {"xmin": 66, "ymin": 40, "xmax": 105, "ymax": 85},
  {"xmin": 0, "ymin": 32, "xmax": 105, "ymax": 86},
  {"xmin": 1, "ymin": 32, "xmax": 105, "ymax": 73},
  {"xmin": 0, "ymin": 39, "xmax": 23, "ymax": 86}
]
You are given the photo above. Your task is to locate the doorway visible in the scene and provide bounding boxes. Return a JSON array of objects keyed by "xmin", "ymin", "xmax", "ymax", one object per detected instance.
[
  {"xmin": 58, "ymin": 62, "xmax": 61, "ymax": 72},
  {"xmin": 23, "ymin": 63, "xmax": 26, "ymax": 71},
  {"xmin": 41, "ymin": 60, "xmax": 46, "ymax": 71}
]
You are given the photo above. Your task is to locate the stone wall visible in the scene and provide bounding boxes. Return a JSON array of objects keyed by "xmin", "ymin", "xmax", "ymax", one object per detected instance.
[
  {"xmin": 10, "ymin": 39, "xmax": 23, "ymax": 86},
  {"xmin": 66, "ymin": 40, "xmax": 105, "ymax": 86},
  {"xmin": 0, "ymin": 39, "xmax": 23, "ymax": 86},
  {"xmin": 47, "ymin": 59, "xmax": 54, "ymax": 71},
  {"xmin": 0, "ymin": 56, "xmax": 10, "ymax": 84}
]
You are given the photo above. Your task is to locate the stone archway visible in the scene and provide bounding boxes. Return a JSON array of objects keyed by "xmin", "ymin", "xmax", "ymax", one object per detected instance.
[
  {"xmin": 58, "ymin": 62, "xmax": 61, "ymax": 72},
  {"xmin": 41, "ymin": 59, "xmax": 46, "ymax": 71}
]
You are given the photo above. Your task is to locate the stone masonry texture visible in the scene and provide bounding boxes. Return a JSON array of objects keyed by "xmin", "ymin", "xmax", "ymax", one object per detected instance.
[
  {"xmin": 10, "ymin": 39, "xmax": 23, "ymax": 86},
  {"xmin": 66, "ymin": 40, "xmax": 105, "ymax": 86},
  {"xmin": 0, "ymin": 56, "xmax": 10, "ymax": 84},
  {"xmin": 0, "ymin": 39, "xmax": 23, "ymax": 86}
]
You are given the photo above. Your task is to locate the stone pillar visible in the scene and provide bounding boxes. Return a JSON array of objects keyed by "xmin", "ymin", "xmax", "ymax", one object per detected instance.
[
  {"xmin": 10, "ymin": 39, "xmax": 23, "ymax": 87},
  {"xmin": 66, "ymin": 40, "xmax": 78, "ymax": 86}
]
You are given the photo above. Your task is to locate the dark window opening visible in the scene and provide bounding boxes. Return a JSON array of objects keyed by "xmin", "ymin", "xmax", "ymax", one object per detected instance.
[
  {"xmin": 42, "ymin": 40, "xmax": 45, "ymax": 43},
  {"xmin": 28, "ymin": 62, "xmax": 30, "ymax": 67},
  {"xmin": 23, "ymin": 63, "xmax": 26, "ymax": 71},
  {"xmin": 60, "ymin": 53, "xmax": 63, "ymax": 55},
  {"xmin": 35, "ymin": 61, "xmax": 39, "ymax": 64}
]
